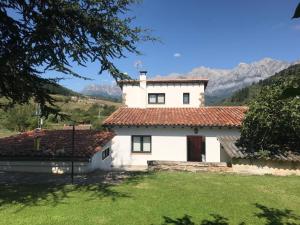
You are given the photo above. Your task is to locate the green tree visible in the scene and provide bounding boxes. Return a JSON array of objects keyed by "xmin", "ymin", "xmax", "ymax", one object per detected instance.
[
  {"xmin": 293, "ymin": 2, "xmax": 300, "ymax": 18},
  {"xmin": 101, "ymin": 105, "xmax": 116, "ymax": 116},
  {"xmin": 0, "ymin": 0, "xmax": 154, "ymax": 115},
  {"xmin": 238, "ymin": 65, "xmax": 300, "ymax": 157},
  {"xmin": 2, "ymin": 103, "xmax": 39, "ymax": 132}
]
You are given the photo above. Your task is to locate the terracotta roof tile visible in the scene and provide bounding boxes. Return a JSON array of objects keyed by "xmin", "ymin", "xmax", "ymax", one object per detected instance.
[
  {"xmin": 103, "ymin": 107, "xmax": 247, "ymax": 127},
  {"xmin": 0, "ymin": 130, "xmax": 114, "ymax": 161}
]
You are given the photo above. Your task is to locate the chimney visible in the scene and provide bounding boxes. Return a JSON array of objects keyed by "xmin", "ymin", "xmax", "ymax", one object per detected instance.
[
  {"xmin": 139, "ymin": 71, "xmax": 147, "ymax": 108},
  {"xmin": 139, "ymin": 71, "xmax": 147, "ymax": 81},
  {"xmin": 139, "ymin": 71, "xmax": 147, "ymax": 89}
]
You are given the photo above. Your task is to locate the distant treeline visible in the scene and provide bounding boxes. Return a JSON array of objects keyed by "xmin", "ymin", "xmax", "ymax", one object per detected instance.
[
  {"xmin": 44, "ymin": 83, "xmax": 82, "ymax": 97},
  {"xmin": 86, "ymin": 94, "xmax": 122, "ymax": 103}
]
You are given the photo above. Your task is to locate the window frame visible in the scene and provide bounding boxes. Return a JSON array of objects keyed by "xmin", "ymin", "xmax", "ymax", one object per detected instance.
[
  {"xmin": 183, "ymin": 93, "xmax": 190, "ymax": 104},
  {"xmin": 148, "ymin": 93, "xmax": 165, "ymax": 104},
  {"xmin": 131, "ymin": 135, "xmax": 152, "ymax": 153},
  {"xmin": 102, "ymin": 148, "xmax": 110, "ymax": 160}
]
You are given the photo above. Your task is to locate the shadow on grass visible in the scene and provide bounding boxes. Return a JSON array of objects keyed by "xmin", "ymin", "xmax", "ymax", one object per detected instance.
[
  {"xmin": 161, "ymin": 214, "xmax": 234, "ymax": 225},
  {"xmin": 159, "ymin": 204, "xmax": 300, "ymax": 225},
  {"xmin": 255, "ymin": 203, "xmax": 300, "ymax": 225},
  {"xmin": 0, "ymin": 171, "xmax": 153, "ymax": 212}
]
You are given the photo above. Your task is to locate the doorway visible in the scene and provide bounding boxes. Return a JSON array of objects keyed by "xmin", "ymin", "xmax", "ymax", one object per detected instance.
[{"xmin": 187, "ymin": 136, "xmax": 205, "ymax": 162}]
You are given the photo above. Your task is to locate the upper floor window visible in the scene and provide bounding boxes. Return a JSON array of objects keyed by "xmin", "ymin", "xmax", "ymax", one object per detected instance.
[
  {"xmin": 183, "ymin": 93, "xmax": 190, "ymax": 104},
  {"xmin": 148, "ymin": 93, "xmax": 165, "ymax": 104}
]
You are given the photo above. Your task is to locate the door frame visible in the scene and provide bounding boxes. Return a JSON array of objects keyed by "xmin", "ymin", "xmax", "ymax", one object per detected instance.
[{"xmin": 186, "ymin": 136, "xmax": 204, "ymax": 162}]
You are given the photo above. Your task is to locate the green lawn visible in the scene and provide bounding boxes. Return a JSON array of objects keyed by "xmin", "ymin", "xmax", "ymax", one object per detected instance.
[
  {"xmin": 0, "ymin": 172, "xmax": 300, "ymax": 225},
  {"xmin": 0, "ymin": 129, "xmax": 17, "ymax": 138}
]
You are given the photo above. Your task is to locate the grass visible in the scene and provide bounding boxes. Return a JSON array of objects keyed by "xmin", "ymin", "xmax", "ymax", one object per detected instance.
[
  {"xmin": 0, "ymin": 172, "xmax": 299, "ymax": 225},
  {"xmin": 0, "ymin": 129, "xmax": 18, "ymax": 138},
  {"xmin": 51, "ymin": 94, "xmax": 121, "ymax": 110}
]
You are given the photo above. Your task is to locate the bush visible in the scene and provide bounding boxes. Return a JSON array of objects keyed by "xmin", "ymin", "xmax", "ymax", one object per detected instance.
[
  {"xmin": 2, "ymin": 104, "xmax": 38, "ymax": 132},
  {"xmin": 238, "ymin": 68, "xmax": 300, "ymax": 156}
]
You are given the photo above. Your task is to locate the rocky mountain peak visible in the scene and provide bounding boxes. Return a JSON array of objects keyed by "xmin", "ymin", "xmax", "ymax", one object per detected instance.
[{"xmin": 81, "ymin": 58, "xmax": 299, "ymax": 104}]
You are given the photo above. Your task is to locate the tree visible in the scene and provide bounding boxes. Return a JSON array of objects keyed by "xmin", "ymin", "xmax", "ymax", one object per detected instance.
[
  {"xmin": 2, "ymin": 103, "xmax": 38, "ymax": 132},
  {"xmin": 0, "ymin": 0, "xmax": 153, "ymax": 115},
  {"xmin": 238, "ymin": 65, "xmax": 300, "ymax": 157},
  {"xmin": 292, "ymin": 2, "xmax": 300, "ymax": 18}
]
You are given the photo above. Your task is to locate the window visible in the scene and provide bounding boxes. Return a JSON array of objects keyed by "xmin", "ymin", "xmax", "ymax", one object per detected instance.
[
  {"xmin": 131, "ymin": 136, "xmax": 151, "ymax": 153},
  {"xmin": 148, "ymin": 93, "xmax": 165, "ymax": 104},
  {"xmin": 102, "ymin": 148, "xmax": 110, "ymax": 160},
  {"xmin": 183, "ymin": 93, "xmax": 190, "ymax": 104}
]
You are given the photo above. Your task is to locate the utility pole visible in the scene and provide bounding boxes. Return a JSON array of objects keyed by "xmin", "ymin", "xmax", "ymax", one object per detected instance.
[
  {"xmin": 98, "ymin": 106, "xmax": 101, "ymax": 119},
  {"xmin": 35, "ymin": 103, "xmax": 42, "ymax": 129},
  {"xmin": 71, "ymin": 123, "xmax": 75, "ymax": 184}
]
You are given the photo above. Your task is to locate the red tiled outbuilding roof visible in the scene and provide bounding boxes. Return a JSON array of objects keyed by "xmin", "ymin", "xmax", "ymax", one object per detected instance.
[
  {"xmin": 0, "ymin": 130, "xmax": 114, "ymax": 161},
  {"xmin": 103, "ymin": 107, "xmax": 247, "ymax": 127}
]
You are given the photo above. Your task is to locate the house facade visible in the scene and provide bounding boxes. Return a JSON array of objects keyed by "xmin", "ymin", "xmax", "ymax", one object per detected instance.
[{"xmin": 103, "ymin": 71, "xmax": 247, "ymax": 169}]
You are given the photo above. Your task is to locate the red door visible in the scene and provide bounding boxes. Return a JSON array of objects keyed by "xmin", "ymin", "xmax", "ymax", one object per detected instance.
[{"xmin": 187, "ymin": 136, "xmax": 203, "ymax": 162}]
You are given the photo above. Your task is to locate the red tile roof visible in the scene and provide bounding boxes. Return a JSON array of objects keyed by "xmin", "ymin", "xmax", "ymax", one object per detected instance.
[
  {"xmin": 118, "ymin": 78, "xmax": 209, "ymax": 88},
  {"xmin": 103, "ymin": 107, "xmax": 247, "ymax": 127},
  {"xmin": 0, "ymin": 130, "xmax": 114, "ymax": 161}
]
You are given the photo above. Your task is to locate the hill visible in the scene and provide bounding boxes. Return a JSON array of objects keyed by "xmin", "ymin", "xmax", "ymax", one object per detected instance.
[
  {"xmin": 216, "ymin": 64, "xmax": 300, "ymax": 105},
  {"xmin": 45, "ymin": 82, "xmax": 121, "ymax": 105},
  {"xmin": 45, "ymin": 83, "xmax": 82, "ymax": 97},
  {"xmin": 0, "ymin": 82, "xmax": 122, "ymax": 137}
]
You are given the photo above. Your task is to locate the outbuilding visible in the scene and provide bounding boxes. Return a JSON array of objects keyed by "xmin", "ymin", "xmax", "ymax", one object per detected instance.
[{"xmin": 0, "ymin": 130, "xmax": 114, "ymax": 174}]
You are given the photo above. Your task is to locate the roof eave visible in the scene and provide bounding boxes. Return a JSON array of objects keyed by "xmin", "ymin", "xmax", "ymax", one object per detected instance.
[{"xmin": 103, "ymin": 123, "xmax": 241, "ymax": 128}]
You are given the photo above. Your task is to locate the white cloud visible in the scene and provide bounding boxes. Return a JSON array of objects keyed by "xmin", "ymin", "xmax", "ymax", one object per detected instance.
[{"xmin": 173, "ymin": 53, "xmax": 181, "ymax": 58}]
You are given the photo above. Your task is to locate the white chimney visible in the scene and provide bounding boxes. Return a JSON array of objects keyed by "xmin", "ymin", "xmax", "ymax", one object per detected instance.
[
  {"xmin": 139, "ymin": 71, "xmax": 147, "ymax": 108},
  {"xmin": 139, "ymin": 70, "xmax": 147, "ymax": 80},
  {"xmin": 139, "ymin": 71, "xmax": 147, "ymax": 89}
]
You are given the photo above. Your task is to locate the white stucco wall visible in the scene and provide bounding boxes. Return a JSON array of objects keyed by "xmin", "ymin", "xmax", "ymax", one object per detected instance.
[
  {"xmin": 110, "ymin": 126, "xmax": 239, "ymax": 168},
  {"xmin": 122, "ymin": 82, "xmax": 205, "ymax": 108},
  {"xmin": 0, "ymin": 161, "xmax": 91, "ymax": 174},
  {"xmin": 123, "ymin": 84, "xmax": 147, "ymax": 108},
  {"xmin": 0, "ymin": 141, "xmax": 114, "ymax": 174},
  {"xmin": 91, "ymin": 141, "xmax": 112, "ymax": 171}
]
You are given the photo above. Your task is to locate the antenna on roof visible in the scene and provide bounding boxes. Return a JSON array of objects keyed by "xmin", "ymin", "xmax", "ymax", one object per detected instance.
[{"xmin": 134, "ymin": 60, "xmax": 144, "ymax": 74}]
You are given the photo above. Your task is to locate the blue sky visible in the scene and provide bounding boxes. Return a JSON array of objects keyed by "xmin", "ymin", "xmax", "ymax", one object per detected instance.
[{"xmin": 53, "ymin": 0, "xmax": 300, "ymax": 92}]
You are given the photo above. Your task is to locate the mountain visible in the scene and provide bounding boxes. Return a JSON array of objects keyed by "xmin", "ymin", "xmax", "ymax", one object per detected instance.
[
  {"xmin": 80, "ymin": 58, "xmax": 299, "ymax": 104},
  {"xmin": 155, "ymin": 58, "xmax": 300, "ymax": 104},
  {"xmin": 81, "ymin": 84, "xmax": 122, "ymax": 102},
  {"xmin": 218, "ymin": 64, "xmax": 300, "ymax": 105}
]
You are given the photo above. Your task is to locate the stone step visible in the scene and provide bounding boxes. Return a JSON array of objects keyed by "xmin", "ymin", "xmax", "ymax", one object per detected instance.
[{"xmin": 147, "ymin": 160, "xmax": 232, "ymax": 173}]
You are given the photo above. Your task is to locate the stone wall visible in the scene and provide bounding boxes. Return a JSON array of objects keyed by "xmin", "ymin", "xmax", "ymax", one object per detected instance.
[
  {"xmin": 147, "ymin": 160, "xmax": 232, "ymax": 173},
  {"xmin": 231, "ymin": 159, "xmax": 300, "ymax": 176},
  {"xmin": 147, "ymin": 160, "xmax": 300, "ymax": 176}
]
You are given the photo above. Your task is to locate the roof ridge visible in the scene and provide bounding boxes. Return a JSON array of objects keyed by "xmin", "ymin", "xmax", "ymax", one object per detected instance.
[{"xmin": 114, "ymin": 106, "xmax": 248, "ymax": 109}]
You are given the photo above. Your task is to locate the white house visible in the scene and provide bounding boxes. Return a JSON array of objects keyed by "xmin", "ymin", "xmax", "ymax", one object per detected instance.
[{"xmin": 103, "ymin": 71, "xmax": 247, "ymax": 169}]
